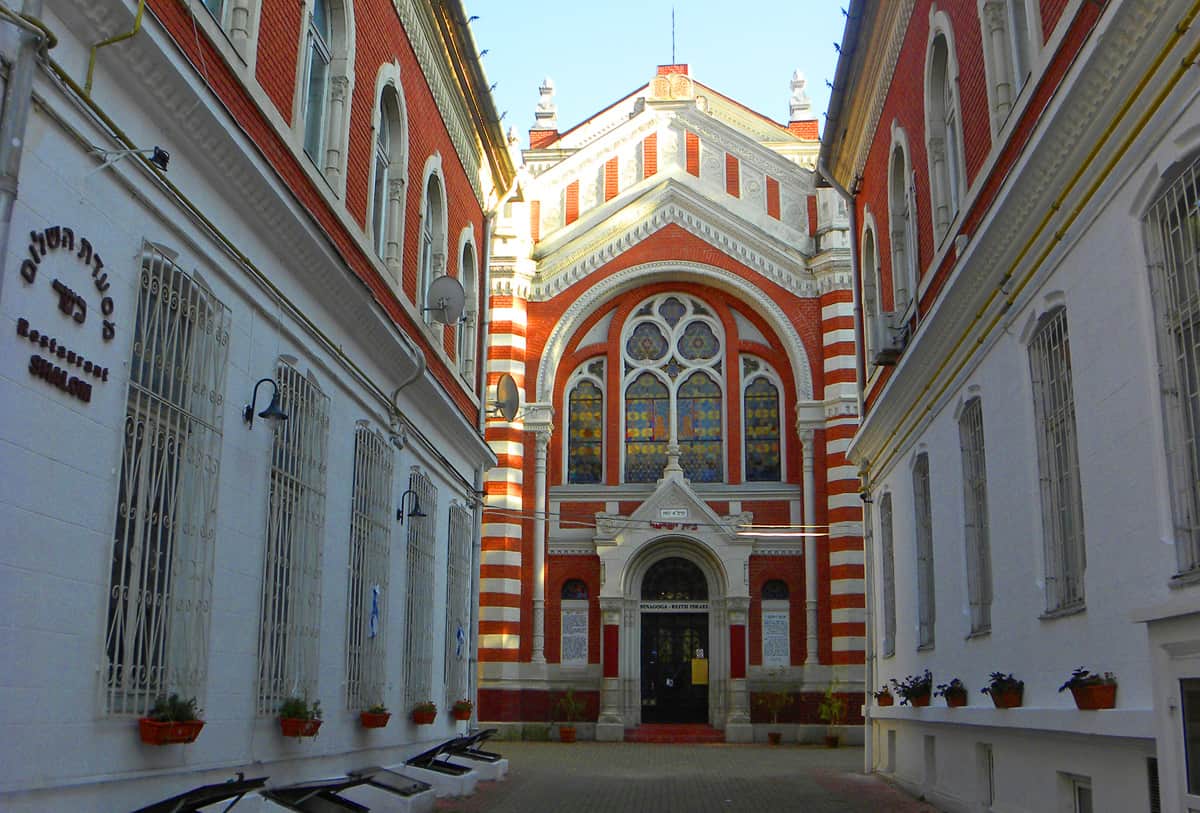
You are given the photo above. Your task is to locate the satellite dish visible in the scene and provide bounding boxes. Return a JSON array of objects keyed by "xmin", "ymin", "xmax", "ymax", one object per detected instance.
[
  {"xmin": 492, "ymin": 373, "xmax": 520, "ymax": 421},
  {"xmin": 425, "ymin": 276, "xmax": 466, "ymax": 324}
]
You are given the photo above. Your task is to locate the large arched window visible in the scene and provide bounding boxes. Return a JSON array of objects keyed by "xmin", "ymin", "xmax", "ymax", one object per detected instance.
[
  {"xmin": 622, "ymin": 295, "xmax": 724, "ymax": 483},
  {"xmin": 979, "ymin": 0, "xmax": 1033, "ymax": 133},
  {"xmin": 566, "ymin": 360, "xmax": 605, "ymax": 484},
  {"xmin": 642, "ymin": 557, "xmax": 708, "ymax": 600},
  {"xmin": 418, "ymin": 169, "xmax": 447, "ymax": 321},
  {"xmin": 742, "ymin": 357, "xmax": 781, "ymax": 481},
  {"xmin": 926, "ymin": 29, "xmax": 965, "ymax": 242},
  {"xmin": 370, "ymin": 84, "xmax": 407, "ymax": 282},
  {"xmin": 300, "ymin": 0, "xmax": 350, "ymax": 188},
  {"xmin": 888, "ymin": 138, "xmax": 917, "ymax": 310}
]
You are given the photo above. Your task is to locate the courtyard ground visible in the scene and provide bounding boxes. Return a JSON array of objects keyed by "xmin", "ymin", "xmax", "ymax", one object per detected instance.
[{"xmin": 435, "ymin": 741, "xmax": 938, "ymax": 812}]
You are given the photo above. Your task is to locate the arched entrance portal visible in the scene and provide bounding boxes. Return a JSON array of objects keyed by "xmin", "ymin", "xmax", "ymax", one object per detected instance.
[{"xmin": 640, "ymin": 557, "xmax": 709, "ymax": 723}]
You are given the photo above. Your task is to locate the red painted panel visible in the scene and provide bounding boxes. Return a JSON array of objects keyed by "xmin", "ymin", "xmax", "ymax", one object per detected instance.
[
  {"xmin": 603, "ymin": 624, "xmax": 620, "ymax": 677},
  {"xmin": 730, "ymin": 624, "xmax": 746, "ymax": 679}
]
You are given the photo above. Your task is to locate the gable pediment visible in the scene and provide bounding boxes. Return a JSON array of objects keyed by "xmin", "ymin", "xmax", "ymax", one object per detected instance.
[{"xmin": 593, "ymin": 471, "xmax": 751, "ymax": 548}]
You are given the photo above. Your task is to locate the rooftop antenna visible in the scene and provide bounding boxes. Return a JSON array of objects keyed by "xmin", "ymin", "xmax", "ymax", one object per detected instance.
[{"xmin": 671, "ymin": 7, "xmax": 676, "ymax": 64}]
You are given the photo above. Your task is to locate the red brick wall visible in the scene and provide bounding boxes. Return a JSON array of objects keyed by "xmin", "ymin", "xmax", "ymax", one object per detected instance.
[
  {"xmin": 643, "ymin": 133, "xmax": 658, "ymax": 178},
  {"xmin": 686, "ymin": 132, "xmax": 700, "ymax": 177},
  {"xmin": 748, "ymin": 556, "xmax": 806, "ymax": 666},
  {"xmin": 725, "ymin": 153, "xmax": 740, "ymax": 197},
  {"xmin": 565, "ymin": 181, "xmax": 580, "ymax": 224},
  {"xmin": 545, "ymin": 556, "xmax": 602, "ymax": 664},
  {"xmin": 766, "ymin": 177, "xmax": 781, "ymax": 220},
  {"xmin": 604, "ymin": 157, "xmax": 619, "ymax": 202},
  {"xmin": 254, "ymin": 0, "xmax": 300, "ymax": 122}
]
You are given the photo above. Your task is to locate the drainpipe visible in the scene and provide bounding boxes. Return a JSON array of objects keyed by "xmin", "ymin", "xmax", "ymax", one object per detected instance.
[
  {"xmin": 477, "ymin": 211, "xmax": 495, "ymax": 433},
  {"xmin": 468, "ymin": 466, "xmax": 484, "ymax": 722},
  {"xmin": 85, "ymin": 0, "xmax": 145, "ymax": 95},
  {"xmin": 0, "ymin": 0, "xmax": 49, "ymax": 300}
]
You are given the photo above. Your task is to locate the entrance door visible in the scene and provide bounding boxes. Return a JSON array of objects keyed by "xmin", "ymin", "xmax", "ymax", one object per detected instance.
[{"xmin": 640, "ymin": 612, "xmax": 708, "ymax": 723}]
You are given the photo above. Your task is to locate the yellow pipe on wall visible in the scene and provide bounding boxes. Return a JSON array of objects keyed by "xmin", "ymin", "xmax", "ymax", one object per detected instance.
[
  {"xmin": 85, "ymin": 0, "xmax": 145, "ymax": 95},
  {"xmin": 864, "ymin": 0, "xmax": 1200, "ymax": 483}
]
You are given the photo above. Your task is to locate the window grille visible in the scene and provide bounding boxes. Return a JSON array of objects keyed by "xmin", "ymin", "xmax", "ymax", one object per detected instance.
[
  {"xmin": 959, "ymin": 398, "xmax": 992, "ymax": 633},
  {"xmin": 345, "ymin": 424, "xmax": 393, "ymax": 711},
  {"xmin": 913, "ymin": 454, "xmax": 935, "ymax": 648},
  {"xmin": 403, "ymin": 468, "xmax": 438, "ymax": 710},
  {"xmin": 257, "ymin": 361, "xmax": 329, "ymax": 715},
  {"xmin": 444, "ymin": 502, "xmax": 473, "ymax": 704},
  {"xmin": 105, "ymin": 247, "xmax": 231, "ymax": 715},
  {"xmin": 879, "ymin": 493, "xmax": 896, "ymax": 657},
  {"xmin": 1144, "ymin": 157, "xmax": 1200, "ymax": 573},
  {"xmin": 1029, "ymin": 307, "xmax": 1086, "ymax": 612}
]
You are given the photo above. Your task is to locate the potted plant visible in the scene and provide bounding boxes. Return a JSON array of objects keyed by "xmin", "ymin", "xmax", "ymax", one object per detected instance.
[
  {"xmin": 555, "ymin": 688, "xmax": 586, "ymax": 743},
  {"xmin": 360, "ymin": 703, "xmax": 390, "ymax": 728},
  {"xmin": 890, "ymin": 670, "xmax": 933, "ymax": 707},
  {"xmin": 451, "ymin": 699, "xmax": 474, "ymax": 721},
  {"xmin": 279, "ymin": 696, "xmax": 322, "ymax": 737},
  {"xmin": 935, "ymin": 678, "xmax": 968, "ymax": 708},
  {"xmin": 981, "ymin": 672, "xmax": 1024, "ymax": 709},
  {"xmin": 139, "ymin": 694, "xmax": 205, "ymax": 745},
  {"xmin": 411, "ymin": 701, "xmax": 437, "ymax": 725},
  {"xmin": 755, "ymin": 687, "xmax": 794, "ymax": 745},
  {"xmin": 817, "ymin": 683, "xmax": 847, "ymax": 747},
  {"xmin": 873, "ymin": 685, "xmax": 895, "ymax": 707},
  {"xmin": 1059, "ymin": 667, "xmax": 1117, "ymax": 710}
]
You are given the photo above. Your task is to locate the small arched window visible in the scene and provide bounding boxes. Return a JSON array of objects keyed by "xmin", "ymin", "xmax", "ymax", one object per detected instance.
[
  {"xmin": 567, "ymin": 360, "xmax": 605, "ymax": 484},
  {"xmin": 927, "ymin": 31, "xmax": 964, "ymax": 242},
  {"xmin": 742, "ymin": 357, "xmax": 781, "ymax": 481},
  {"xmin": 862, "ymin": 223, "xmax": 881, "ymax": 361},
  {"xmin": 370, "ymin": 85, "xmax": 407, "ymax": 282},
  {"xmin": 562, "ymin": 579, "xmax": 589, "ymax": 600},
  {"xmin": 762, "ymin": 580, "xmax": 789, "ymax": 600},
  {"xmin": 457, "ymin": 240, "xmax": 477, "ymax": 377},
  {"xmin": 418, "ymin": 172, "xmax": 446, "ymax": 321},
  {"xmin": 888, "ymin": 140, "xmax": 917, "ymax": 310}
]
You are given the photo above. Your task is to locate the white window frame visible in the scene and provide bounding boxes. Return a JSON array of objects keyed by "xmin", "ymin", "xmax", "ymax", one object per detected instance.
[
  {"xmin": 879, "ymin": 492, "xmax": 896, "ymax": 658},
  {"xmin": 301, "ymin": 0, "xmax": 331, "ymax": 163},
  {"xmin": 888, "ymin": 132, "xmax": 918, "ymax": 312},
  {"xmin": 1143, "ymin": 156, "xmax": 1200, "ymax": 576},
  {"xmin": 924, "ymin": 21, "xmax": 965, "ymax": 243},
  {"xmin": 443, "ymin": 501, "xmax": 473, "ymax": 706},
  {"xmin": 417, "ymin": 159, "xmax": 447, "ymax": 323},
  {"xmin": 1028, "ymin": 306, "xmax": 1086, "ymax": 614},
  {"xmin": 978, "ymin": 0, "xmax": 1034, "ymax": 135},
  {"xmin": 913, "ymin": 452, "xmax": 935, "ymax": 649},
  {"xmin": 861, "ymin": 213, "xmax": 881, "ymax": 365},
  {"xmin": 403, "ymin": 468, "xmax": 438, "ymax": 711},
  {"xmin": 456, "ymin": 230, "xmax": 478, "ymax": 378},
  {"xmin": 959, "ymin": 396, "xmax": 993, "ymax": 634},
  {"xmin": 345, "ymin": 423, "xmax": 393, "ymax": 711},
  {"xmin": 105, "ymin": 246, "xmax": 232, "ymax": 715},
  {"xmin": 368, "ymin": 72, "xmax": 409, "ymax": 285},
  {"xmin": 296, "ymin": 0, "xmax": 352, "ymax": 191},
  {"xmin": 257, "ymin": 361, "xmax": 330, "ymax": 715}
]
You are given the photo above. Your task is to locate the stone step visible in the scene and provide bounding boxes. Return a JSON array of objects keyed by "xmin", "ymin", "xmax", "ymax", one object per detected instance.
[{"xmin": 625, "ymin": 724, "xmax": 725, "ymax": 743}]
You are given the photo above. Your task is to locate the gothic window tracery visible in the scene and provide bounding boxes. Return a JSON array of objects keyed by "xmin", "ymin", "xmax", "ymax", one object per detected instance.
[
  {"xmin": 742, "ymin": 357, "xmax": 782, "ymax": 481},
  {"xmin": 567, "ymin": 360, "xmax": 605, "ymax": 484}
]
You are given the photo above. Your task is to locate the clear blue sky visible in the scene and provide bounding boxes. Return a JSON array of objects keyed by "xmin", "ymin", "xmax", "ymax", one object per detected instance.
[{"xmin": 468, "ymin": 1, "xmax": 848, "ymax": 144}]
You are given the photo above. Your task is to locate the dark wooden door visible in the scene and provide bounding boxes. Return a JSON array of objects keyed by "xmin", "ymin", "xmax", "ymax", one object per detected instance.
[{"xmin": 640, "ymin": 613, "xmax": 708, "ymax": 723}]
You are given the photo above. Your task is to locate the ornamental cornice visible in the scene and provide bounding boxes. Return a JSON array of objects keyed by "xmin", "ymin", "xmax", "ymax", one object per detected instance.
[
  {"xmin": 852, "ymin": 0, "xmax": 1179, "ymax": 473},
  {"xmin": 535, "ymin": 260, "xmax": 814, "ymax": 405},
  {"xmin": 391, "ymin": 0, "xmax": 485, "ymax": 203},
  {"xmin": 531, "ymin": 198, "xmax": 816, "ymax": 300},
  {"xmin": 852, "ymin": 0, "xmax": 917, "ymax": 181}
]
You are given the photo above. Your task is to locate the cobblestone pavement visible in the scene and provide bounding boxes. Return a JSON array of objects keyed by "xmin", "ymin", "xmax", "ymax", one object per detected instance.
[{"xmin": 435, "ymin": 742, "xmax": 938, "ymax": 813}]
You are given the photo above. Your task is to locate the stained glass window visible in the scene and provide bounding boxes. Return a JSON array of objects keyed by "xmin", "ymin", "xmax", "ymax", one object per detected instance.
[
  {"xmin": 677, "ymin": 372, "xmax": 722, "ymax": 482},
  {"xmin": 627, "ymin": 323, "xmax": 668, "ymax": 361},
  {"xmin": 568, "ymin": 379, "xmax": 604, "ymax": 484},
  {"xmin": 744, "ymin": 376, "xmax": 781, "ymax": 481},
  {"xmin": 678, "ymin": 322, "xmax": 719, "ymax": 361},
  {"xmin": 625, "ymin": 372, "xmax": 670, "ymax": 483},
  {"xmin": 658, "ymin": 297, "xmax": 686, "ymax": 327}
]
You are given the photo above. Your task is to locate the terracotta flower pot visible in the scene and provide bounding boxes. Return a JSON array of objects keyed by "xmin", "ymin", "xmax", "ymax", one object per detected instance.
[
  {"xmin": 560, "ymin": 725, "xmax": 577, "ymax": 743},
  {"xmin": 138, "ymin": 718, "xmax": 205, "ymax": 745},
  {"xmin": 452, "ymin": 708, "xmax": 472, "ymax": 721},
  {"xmin": 360, "ymin": 712, "xmax": 391, "ymax": 728},
  {"xmin": 876, "ymin": 693, "xmax": 895, "ymax": 707},
  {"xmin": 280, "ymin": 717, "xmax": 322, "ymax": 737},
  {"xmin": 944, "ymin": 691, "xmax": 968, "ymax": 708},
  {"xmin": 412, "ymin": 709, "xmax": 437, "ymax": 725},
  {"xmin": 1070, "ymin": 683, "xmax": 1116, "ymax": 710},
  {"xmin": 767, "ymin": 731, "xmax": 782, "ymax": 746},
  {"xmin": 988, "ymin": 687, "xmax": 1023, "ymax": 709},
  {"xmin": 910, "ymin": 693, "xmax": 931, "ymax": 707}
]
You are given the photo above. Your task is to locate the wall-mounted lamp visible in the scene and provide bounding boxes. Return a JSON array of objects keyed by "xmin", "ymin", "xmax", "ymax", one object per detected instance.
[
  {"xmin": 87, "ymin": 146, "xmax": 171, "ymax": 177},
  {"xmin": 243, "ymin": 378, "xmax": 289, "ymax": 428},
  {"xmin": 396, "ymin": 489, "xmax": 427, "ymax": 524}
]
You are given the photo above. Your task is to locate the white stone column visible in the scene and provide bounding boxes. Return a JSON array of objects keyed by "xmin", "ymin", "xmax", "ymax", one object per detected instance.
[
  {"xmin": 324, "ymin": 75, "xmax": 349, "ymax": 186},
  {"xmin": 800, "ymin": 428, "xmax": 820, "ymax": 664},
  {"xmin": 596, "ymin": 598, "xmax": 625, "ymax": 741},
  {"xmin": 529, "ymin": 423, "xmax": 551, "ymax": 665},
  {"xmin": 385, "ymin": 177, "xmax": 405, "ymax": 279}
]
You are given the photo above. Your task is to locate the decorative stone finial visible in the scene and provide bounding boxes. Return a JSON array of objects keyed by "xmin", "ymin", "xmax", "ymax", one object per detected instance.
[
  {"xmin": 789, "ymin": 69, "xmax": 812, "ymax": 121},
  {"xmin": 533, "ymin": 76, "xmax": 557, "ymax": 130}
]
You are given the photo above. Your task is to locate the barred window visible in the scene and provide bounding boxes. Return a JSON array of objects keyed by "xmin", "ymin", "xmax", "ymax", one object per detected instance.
[
  {"xmin": 105, "ymin": 247, "xmax": 231, "ymax": 715},
  {"xmin": 1144, "ymin": 157, "xmax": 1200, "ymax": 574},
  {"xmin": 913, "ymin": 453, "xmax": 935, "ymax": 648},
  {"xmin": 403, "ymin": 468, "xmax": 438, "ymax": 710},
  {"xmin": 879, "ymin": 493, "xmax": 896, "ymax": 658},
  {"xmin": 257, "ymin": 361, "xmax": 330, "ymax": 714},
  {"xmin": 1029, "ymin": 307, "xmax": 1086, "ymax": 612},
  {"xmin": 444, "ymin": 502, "xmax": 473, "ymax": 705},
  {"xmin": 345, "ymin": 424, "xmax": 393, "ymax": 711},
  {"xmin": 959, "ymin": 398, "xmax": 993, "ymax": 633}
]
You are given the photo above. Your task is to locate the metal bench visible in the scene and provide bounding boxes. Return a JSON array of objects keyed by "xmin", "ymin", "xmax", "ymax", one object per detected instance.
[{"xmin": 130, "ymin": 773, "xmax": 267, "ymax": 813}]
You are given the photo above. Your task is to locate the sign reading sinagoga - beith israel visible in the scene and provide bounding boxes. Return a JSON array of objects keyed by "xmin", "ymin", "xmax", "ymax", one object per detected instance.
[{"xmin": 13, "ymin": 226, "xmax": 118, "ymax": 404}]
